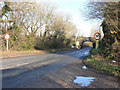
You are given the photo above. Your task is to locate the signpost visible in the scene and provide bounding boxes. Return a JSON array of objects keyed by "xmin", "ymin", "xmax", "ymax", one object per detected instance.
[
  {"xmin": 5, "ymin": 34, "xmax": 10, "ymax": 51},
  {"xmin": 94, "ymin": 32, "xmax": 101, "ymax": 49}
]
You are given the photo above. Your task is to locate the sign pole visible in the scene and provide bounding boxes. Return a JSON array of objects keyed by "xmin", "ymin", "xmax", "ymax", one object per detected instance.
[
  {"xmin": 5, "ymin": 34, "xmax": 10, "ymax": 51},
  {"xmin": 6, "ymin": 40, "xmax": 8, "ymax": 51},
  {"xmin": 96, "ymin": 40, "xmax": 99, "ymax": 49},
  {"xmin": 94, "ymin": 32, "xmax": 101, "ymax": 49}
]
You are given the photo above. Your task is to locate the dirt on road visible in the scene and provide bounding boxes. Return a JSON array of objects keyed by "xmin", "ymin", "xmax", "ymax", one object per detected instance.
[{"xmin": 23, "ymin": 59, "xmax": 119, "ymax": 88}]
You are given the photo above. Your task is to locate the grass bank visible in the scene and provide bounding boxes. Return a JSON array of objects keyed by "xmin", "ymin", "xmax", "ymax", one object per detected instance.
[{"xmin": 84, "ymin": 49, "xmax": 120, "ymax": 78}]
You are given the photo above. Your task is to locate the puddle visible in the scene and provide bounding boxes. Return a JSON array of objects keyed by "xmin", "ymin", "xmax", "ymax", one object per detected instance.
[
  {"xmin": 84, "ymin": 52, "xmax": 90, "ymax": 55},
  {"xmin": 82, "ymin": 66, "xmax": 88, "ymax": 69},
  {"xmin": 74, "ymin": 76, "xmax": 95, "ymax": 87}
]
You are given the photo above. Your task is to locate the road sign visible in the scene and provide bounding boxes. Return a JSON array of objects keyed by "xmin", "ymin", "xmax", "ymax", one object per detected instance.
[
  {"xmin": 5, "ymin": 34, "xmax": 10, "ymax": 51},
  {"xmin": 5, "ymin": 34, "xmax": 10, "ymax": 40},
  {"xmin": 94, "ymin": 32, "xmax": 101, "ymax": 40}
]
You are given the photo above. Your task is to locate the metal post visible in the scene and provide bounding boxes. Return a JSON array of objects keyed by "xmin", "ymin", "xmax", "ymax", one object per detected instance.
[
  {"xmin": 6, "ymin": 40, "xmax": 8, "ymax": 51},
  {"xmin": 96, "ymin": 40, "xmax": 99, "ymax": 49}
]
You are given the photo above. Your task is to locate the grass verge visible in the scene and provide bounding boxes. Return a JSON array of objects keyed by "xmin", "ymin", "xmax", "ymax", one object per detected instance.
[{"xmin": 84, "ymin": 55, "xmax": 120, "ymax": 77}]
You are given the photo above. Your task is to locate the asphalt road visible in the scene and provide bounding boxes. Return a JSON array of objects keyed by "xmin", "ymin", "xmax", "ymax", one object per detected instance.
[{"xmin": 2, "ymin": 47, "xmax": 92, "ymax": 88}]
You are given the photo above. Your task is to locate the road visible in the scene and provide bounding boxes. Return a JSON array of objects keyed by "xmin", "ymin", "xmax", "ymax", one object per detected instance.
[{"xmin": 2, "ymin": 47, "xmax": 92, "ymax": 88}]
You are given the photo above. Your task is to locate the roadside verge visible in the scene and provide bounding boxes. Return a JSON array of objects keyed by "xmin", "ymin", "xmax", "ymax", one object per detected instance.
[{"xmin": 83, "ymin": 55, "xmax": 120, "ymax": 78}]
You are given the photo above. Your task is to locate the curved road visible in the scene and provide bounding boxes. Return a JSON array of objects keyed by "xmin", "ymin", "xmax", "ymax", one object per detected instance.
[{"xmin": 2, "ymin": 47, "xmax": 92, "ymax": 88}]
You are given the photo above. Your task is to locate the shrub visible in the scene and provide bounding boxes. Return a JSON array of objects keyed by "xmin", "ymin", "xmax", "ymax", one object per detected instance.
[
  {"xmin": 88, "ymin": 55, "xmax": 92, "ymax": 59},
  {"xmin": 22, "ymin": 42, "xmax": 31, "ymax": 50},
  {"xmin": 91, "ymin": 48, "xmax": 102, "ymax": 54}
]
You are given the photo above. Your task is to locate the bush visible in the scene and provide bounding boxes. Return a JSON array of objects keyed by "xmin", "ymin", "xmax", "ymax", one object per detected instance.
[
  {"xmin": 22, "ymin": 42, "xmax": 31, "ymax": 50},
  {"xmin": 88, "ymin": 55, "xmax": 92, "ymax": 59},
  {"xmin": 91, "ymin": 48, "xmax": 102, "ymax": 54},
  {"xmin": 35, "ymin": 35, "xmax": 72, "ymax": 50}
]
